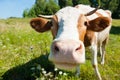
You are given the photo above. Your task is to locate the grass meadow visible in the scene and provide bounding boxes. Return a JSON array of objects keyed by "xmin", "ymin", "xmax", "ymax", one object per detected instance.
[{"xmin": 0, "ymin": 18, "xmax": 120, "ymax": 80}]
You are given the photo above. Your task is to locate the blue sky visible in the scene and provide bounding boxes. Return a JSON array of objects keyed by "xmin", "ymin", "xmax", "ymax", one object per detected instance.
[{"xmin": 0, "ymin": 0, "xmax": 35, "ymax": 19}]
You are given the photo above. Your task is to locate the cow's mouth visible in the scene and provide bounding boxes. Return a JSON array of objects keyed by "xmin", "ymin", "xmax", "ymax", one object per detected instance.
[{"xmin": 54, "ymin": 62, "xmax": 78, "ymax": 71}]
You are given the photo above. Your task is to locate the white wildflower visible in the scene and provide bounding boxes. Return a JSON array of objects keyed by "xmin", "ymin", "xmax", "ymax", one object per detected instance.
[
  {"xmin": 32, "ymin": 39, "xmax": 34, "ymax": 41},
  {"xmin": 55, "ymin": 77, "xmax": 58, "ymax": 80},
  {"xmin": 63, "ymin": 72, "xmax": 67, "ymax": 76},
  {"xmin": 41, "ymin": 68, "xmax": 45, "ymax": 71},
  {"xmin": 42, "ymin": 71, "xmax": 46, "ymax": 74},
  {"xmin": 54, "ymin": 68, "xmax": 58, "ymax": 71},
  {"xmin": 30, "ymin": 46, "xmax": 33, "ymax": 50},
  {"xmin": 59, "ymin": 71, "xmax": 63, "ymax": 75},
  {"xmin": 40, "ymin": 77, "xmax": 45, "ymax": 80},
  {"xmin": 2, "ymin": 45, "xmax": 6, "ymax": 48}
]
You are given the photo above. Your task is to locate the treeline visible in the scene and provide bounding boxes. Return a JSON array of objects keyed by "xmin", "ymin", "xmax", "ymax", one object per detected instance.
[{"xmin": 23, "ymin": 0, "xmax": 120, "ymax": 19}]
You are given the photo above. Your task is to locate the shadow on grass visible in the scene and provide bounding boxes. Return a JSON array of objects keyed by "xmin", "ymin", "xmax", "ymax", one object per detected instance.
[
  {"xmin": 2, "ymin": 54, "xmax": 55, "ymax": 80},
  {"xmin": 110, "ymin": 26, "xmax": 120, "ymax": 34}
]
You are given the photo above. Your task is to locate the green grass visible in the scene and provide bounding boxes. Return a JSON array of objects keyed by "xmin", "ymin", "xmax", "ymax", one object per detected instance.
[{"xmin": 0, "ymin": 18, "xmax": 120, "ymax": 80}]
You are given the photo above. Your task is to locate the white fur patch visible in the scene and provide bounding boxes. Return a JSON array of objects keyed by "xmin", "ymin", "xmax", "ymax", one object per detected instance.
[{"xmin": 54, "ymin": 7, "xmax": 83, "ymax": 41}]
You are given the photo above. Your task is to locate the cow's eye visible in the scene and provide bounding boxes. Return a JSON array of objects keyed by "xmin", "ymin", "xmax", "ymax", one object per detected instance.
[{"xmin": 84, "ymin": 21, "xmax": 88, "ymax": 26}]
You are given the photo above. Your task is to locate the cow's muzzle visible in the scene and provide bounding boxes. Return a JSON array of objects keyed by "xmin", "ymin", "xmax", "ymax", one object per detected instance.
[{"xmin": 49, "ymin": 39, "xmax": 85, "ymax": 70}]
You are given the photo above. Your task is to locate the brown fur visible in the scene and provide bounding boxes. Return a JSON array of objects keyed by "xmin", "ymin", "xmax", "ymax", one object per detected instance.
[
  {"xmin": 30, "ymin": 18, "xmax": 52, "ymax": 32},
  {"xmin": 51, "ymin": 15, "xmax": 59, "ymax": 39},
  {"xmin": 84, "ymin": 30, "xmax": 95, "ymax": 47},
  {"xmin": 77, "ymin": 14, "xmax": 87, "ymax": 41},
  {"xmin": 86, "ymin": 17, "xmax": 110, "ymax": 32}
]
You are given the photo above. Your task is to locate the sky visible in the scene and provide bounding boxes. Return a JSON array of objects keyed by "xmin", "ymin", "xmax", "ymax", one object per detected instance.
[{"xmin": 0, "ymin": 0, "xmax": 35, "ymax": 19}]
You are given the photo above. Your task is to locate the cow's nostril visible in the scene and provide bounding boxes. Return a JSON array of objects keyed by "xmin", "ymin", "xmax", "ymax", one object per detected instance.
[
  {"xmin": 54, "ymin": 46, "xmax": 59, "ymax": 52},
  {"xmin": 75, "ymin": 45, "xmax": 82, "ymax": 51}
]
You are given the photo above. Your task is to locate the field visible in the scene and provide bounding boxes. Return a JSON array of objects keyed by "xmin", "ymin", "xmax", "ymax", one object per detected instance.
[{"xmin": 0, "ymin": 18, "xmax": 120, "ymax": 80}]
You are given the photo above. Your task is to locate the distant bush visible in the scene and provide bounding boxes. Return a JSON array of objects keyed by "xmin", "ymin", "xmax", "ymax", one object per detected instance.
[{"xmin": 23, "ymin": 0, "xmax": 60, "ymax": 18}]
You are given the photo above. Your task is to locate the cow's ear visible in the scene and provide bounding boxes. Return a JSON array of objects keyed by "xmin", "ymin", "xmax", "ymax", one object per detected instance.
[
  {"xmin": 86, "ymin": 17, "xmax": 111, "ymax": 32},
  {"xmin": 30, "ymin": 17, "xmax": 52, "ymax": 32}
]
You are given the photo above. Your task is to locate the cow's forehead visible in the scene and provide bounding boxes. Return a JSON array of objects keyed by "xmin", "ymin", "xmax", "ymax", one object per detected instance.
[
  {"xmin": 55, "ymin": 7, "xmax": 83, "ymax": 24},
  {"xmin": 54, "ymin": 7, "xmax": 84, "ymax": 41}
]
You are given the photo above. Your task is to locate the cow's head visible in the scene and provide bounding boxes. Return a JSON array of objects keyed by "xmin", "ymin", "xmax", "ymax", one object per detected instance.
[{"xmin": 30, "ymin": 7, "xmax": 110, "ymax": 70}]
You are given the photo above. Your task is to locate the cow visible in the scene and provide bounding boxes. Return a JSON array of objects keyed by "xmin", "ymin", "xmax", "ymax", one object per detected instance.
[{"xmin": 30, "ymin": 4, "xmax": 112, "ymax": 80}]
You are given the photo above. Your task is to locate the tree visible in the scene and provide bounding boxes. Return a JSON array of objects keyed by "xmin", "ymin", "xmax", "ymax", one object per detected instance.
[
  {"xmin": 112, "ymin": 0, "xmax": 120, "ymax": 18},
  {"xmin": 58, "ymin": 0, "xmax": 67, "ymax": 8},
  {"xmin": 44, "ymin": 0, "xmax": 60, "ymax": 15},
  {"xmin": 72, "ymin": 0, "xmax": 80, "ymax": 6},
  {"xmin": 34, "ymin": 0, "xmax": 47, "ymax": 15},
  {"xmin": 23, "ymin": 9, "xmax": 29, "ymax": 18},
  {"xmin": 27, "ymin": 6, "xmax": 36, "ymax": 17},
  {"xmin": 23, "ymin": 0, "xmax": 60, "ymax": 18}
]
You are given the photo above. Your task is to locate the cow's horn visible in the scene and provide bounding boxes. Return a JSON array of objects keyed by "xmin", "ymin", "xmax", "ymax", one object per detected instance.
[
  {"xmin": 85, "ymin": 6, "xmax": 100, "ymax": 16},
  {"xmin": 38, "ymin": 15, "xmax": 53, "ymax": 19}
]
